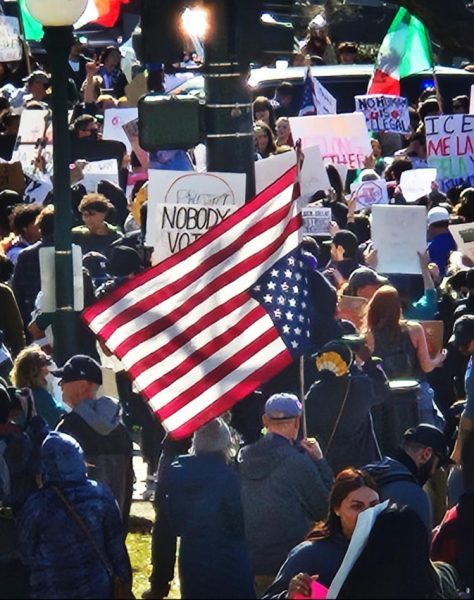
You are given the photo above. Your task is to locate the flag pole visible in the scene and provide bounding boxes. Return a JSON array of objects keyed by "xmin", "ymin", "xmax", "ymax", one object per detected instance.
[
  {"xmin": 16, "ymin": 1, "xmax": 33, "ymax": 75},
  {"xmin": 294, "ymin": 138, "xmax": 308, "ymax": 438}
]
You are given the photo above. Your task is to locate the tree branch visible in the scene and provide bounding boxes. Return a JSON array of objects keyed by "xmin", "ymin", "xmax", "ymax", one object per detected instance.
[{"xmin": 386, "ymin": 0, "xmax": 474, "ymax": 60}]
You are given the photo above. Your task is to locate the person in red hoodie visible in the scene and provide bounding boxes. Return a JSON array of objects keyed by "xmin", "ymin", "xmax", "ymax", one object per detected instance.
[{"xmin": 431, "ymin": 430, "xmax": 474, "ymax": 594}]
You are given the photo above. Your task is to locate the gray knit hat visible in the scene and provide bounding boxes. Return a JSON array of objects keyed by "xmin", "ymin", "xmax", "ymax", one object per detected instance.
[{"xmin": 192, "ymin": 418, "xmax": 232, "ymax": 455}]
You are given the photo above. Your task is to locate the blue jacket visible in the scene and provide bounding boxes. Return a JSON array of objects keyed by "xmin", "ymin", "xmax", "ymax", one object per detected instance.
[
  {"xmin": 364, "ymin": 451, "xmax": 433, "ymax": 532},
  {"xmin": 165, "ymin": 453, "xmax": 255, "ymax": 599},
  {"xmin": 262, "ymin": 535, "xmax": 349, "ymax": 598},
  {"xmin": 18, "ymin": 432, "xmax": 131, "ymax": 599},
  {"xmin": 238, "ymin": 433, "xmax": 333, "ymax": 576}
]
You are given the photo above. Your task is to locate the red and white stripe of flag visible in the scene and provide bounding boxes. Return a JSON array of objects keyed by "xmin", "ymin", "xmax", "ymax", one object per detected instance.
[{"xmin": 84, "ymin": 167, "xmax": 300, "ymax": 439}]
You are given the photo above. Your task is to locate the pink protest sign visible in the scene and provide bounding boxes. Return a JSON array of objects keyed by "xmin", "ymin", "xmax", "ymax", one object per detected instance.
[{"xmin": 293, "ymin": 580, "xmax": 328, "ymax": 599}]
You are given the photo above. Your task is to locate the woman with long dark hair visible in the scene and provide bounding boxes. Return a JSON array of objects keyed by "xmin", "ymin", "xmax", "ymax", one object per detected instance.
[{"xmin": 262, "ymin": 468, "xmax": 379, "ymax": 598}]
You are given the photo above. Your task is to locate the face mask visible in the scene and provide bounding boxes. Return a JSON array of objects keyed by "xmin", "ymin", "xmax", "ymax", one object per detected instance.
[
  {"xmin": 417, "ymin": 454, "xmax": 437, "ymax": 486},
  {"xmin": 87, "ymin": 130, "xmax": 98, "ymax": 141}
]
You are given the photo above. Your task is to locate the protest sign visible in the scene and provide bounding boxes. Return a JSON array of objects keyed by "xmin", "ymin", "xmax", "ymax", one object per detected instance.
[
  {"xmin": 337, "ymin": 296, "xmax": 368, "ymax": 331},
  {"xmin": 103, "ymin": 108, "xmax": 138, "ymax": 153},
  {"xmin": 289, "ymin": 113, "xmax": 371, "ymax": 170},
  {"xmin": 148, "ymin": 170, "xmax": 246, "ymax": 262},
  {"xmin": 0, "ymin": 162, "xmax": 24, "ymax": 194},
  {"xmin": 371, "ymin": 205, "xmax": 427, "ymax": 274},
  {"xmin": 0, "ymin": 16, "xmax": 22, "ymax": 62},
  {"xmin": 81, "ymin": 159, "xmax": 119, "ymax": 192},
  {"xmin": 449, "ymin": 223, "xmax": 474, "ymax": 261},
  {"xmin": 313, "ymin": 77, "xmax": 337, "ymax": 115},
  {"xmin": 125, "ymin": 72, "xmax": 147, "ymax": 108},
  {"xmin": 14, "ymin": 109, "xmax": 51, "ymax": 145},
  {"xmin": 355, "ymin": 95, "xmax": 410, "ymax": 134},
  {"xmin": 426, "ymin": 114, "xmax": 474, "ymax": 192},
  {"xmin": 399, "ymin": 168, "xmax": 437, "ymax": 204},
  {"xmin": 350, "ymin": 179, "xmax": 388, "ymax": 210},
  {"xmin": 255, "ymin": 150, "xmax": 297, "ymax": 195},
  {"xmin": 23, "ymin": 175, "xmax": 52, "ymax": 205},
  {"xmin": 419, "ymin": 321, "xmax": 444, "ymax": 359},
  {"xmin": 300, "ymin": 146, "xmax": 331, "ymax": 199},
  {"xmin": 302, "ymin": 206, "xmax": 332, "ymax": 235},
  {"xmin": 122, "ymin": 117, "xmax": 149, "ymax": 169}
]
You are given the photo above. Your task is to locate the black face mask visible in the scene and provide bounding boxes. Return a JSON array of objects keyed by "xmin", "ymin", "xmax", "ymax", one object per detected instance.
[
  {"xmin": 417, "ymin": 454, "xmax": 438, "ymax": 486},
  {"xmin": 86, "ymin": 130, "xmax": 98, "ymax": 141}
]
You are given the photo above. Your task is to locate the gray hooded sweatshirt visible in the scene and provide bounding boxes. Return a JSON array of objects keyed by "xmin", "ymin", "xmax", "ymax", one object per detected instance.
[{"xmin": 56, "ymin": 396, "xmax": 133, "ymax": 520}]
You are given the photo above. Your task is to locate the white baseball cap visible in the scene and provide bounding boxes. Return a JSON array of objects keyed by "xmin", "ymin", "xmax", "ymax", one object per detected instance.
[{"xmin": 427, "ymin": 206, "xmax": 450, "ymax": 226}]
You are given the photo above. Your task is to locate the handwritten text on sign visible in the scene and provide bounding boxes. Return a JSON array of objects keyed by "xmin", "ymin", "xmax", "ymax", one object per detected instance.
[
  {"xmin": 289, "ymin": 113, "xmax": 371, "ymax": 170},
  {"xmin": 426, "ymin": 114, "xmax": 474, "ymax": 191},
  {"xmin": 302, "ymin": 207, "xmax": 332, "ymax": 234},
  {"xmin": 355, "ymin": 95, "xmax": 410, "ymax": 134},
  {"xmin": 148, "ymin": 170, "xmax": 246, "ymax": 263}
]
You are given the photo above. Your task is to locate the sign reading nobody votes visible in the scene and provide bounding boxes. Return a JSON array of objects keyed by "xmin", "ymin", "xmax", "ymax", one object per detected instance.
[
  {"xmin": 148, "ymin": 170, "xmax": 246, "ymax": 262},
  {"xmin": 289, "ymin": 113, "xmax": 371, "ymax": 170}
]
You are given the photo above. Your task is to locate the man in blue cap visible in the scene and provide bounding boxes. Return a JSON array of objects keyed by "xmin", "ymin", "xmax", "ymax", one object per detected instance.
[
  {"xmin": 53, "ymin": 355, "xmax": 133, "ymax": 521},
  {"xmin": 238, "ymin": 393, "xmax": 333, "ymax": 594}
]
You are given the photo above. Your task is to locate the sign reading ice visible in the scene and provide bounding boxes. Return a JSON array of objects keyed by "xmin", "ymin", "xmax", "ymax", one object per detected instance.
[{"xmin": 426, "ymin": 114, "xmax": 474, "ymax": 191}]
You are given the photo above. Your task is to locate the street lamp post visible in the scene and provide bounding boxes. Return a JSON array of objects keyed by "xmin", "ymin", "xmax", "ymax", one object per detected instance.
[
  {"xmin": 203, "ymin": 0, "xmax": 256, "ymax": 201},
  {"xmin": 24, "ymin": 0, "xmax": 88, "ymax": 364}
]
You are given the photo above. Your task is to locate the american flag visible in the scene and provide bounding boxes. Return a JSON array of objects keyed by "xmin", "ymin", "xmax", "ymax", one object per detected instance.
[
  {"xmin": 299, "ymin": 67, "xmax": 318, "ymax": 116},
  {"xmin": 83, "ymin": 167, "xmax": 311, "ymax": 439}
]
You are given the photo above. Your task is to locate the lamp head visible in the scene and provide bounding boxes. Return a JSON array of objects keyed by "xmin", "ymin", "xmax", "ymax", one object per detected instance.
[{"xmin": 25, "ymin": 0, "xmax": 88, "ymax": 26}]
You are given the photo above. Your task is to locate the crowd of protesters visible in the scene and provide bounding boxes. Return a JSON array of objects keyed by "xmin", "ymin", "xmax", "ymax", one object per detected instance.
[{"xmin": 0, "ymin": 9, "xmax": 474, "ymax": 600}]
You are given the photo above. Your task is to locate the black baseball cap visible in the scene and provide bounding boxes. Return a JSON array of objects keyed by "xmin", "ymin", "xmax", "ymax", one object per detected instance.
[
  {"xmin": 347, "ymin": 267, "xmax": 388, "ymax": 295},
  {"xmin": 403, "ymin": 424, "xmax": 451, "ymax": 465},
  {"xmin": 449, "ymin": 315, "xmax": 474, "ymax": 349},
  {"xmin": 51, "ymin": 355, "xmax": 103, "ymax": 386},
  {"xmin": 324, "ymin": 230, "xmax": 359, "ymax": 258}
]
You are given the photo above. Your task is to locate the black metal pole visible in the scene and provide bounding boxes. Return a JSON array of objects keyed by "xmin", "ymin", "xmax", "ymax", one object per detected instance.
[
  {"xmin": 43, "ymin": 26, "xmax": 77, "ymax": 364},
  {"xmin": 203, "ymin": 0, "xmax": 256, "ymax": 201}
]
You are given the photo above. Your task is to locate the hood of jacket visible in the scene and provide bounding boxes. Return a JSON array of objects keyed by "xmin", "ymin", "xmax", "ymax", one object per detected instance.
[
  {"xmin": 238, "ymin": 433, "xmax": 295, "ymax": 481},
  {"xmin": 41, "ymin": 431, "xmax": 87, "ymax": 484},
  {"xmin": 364, "ymin": 455, "xmax": 418, "ymax": 488},
  {"xmin": 74, "ymin": 396, "xmax": 121, "ymax": 436}
]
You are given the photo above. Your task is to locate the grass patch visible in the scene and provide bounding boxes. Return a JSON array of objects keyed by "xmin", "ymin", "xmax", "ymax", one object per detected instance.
[{"xmin": 126, "ymin": 506, "xmax": 180, "ymax": 599}]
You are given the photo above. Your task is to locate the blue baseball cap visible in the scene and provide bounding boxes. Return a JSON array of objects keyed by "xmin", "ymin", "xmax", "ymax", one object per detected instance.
[{"xmin": 265, "ymin": 393, "xmax": 302, "ymax": 419}]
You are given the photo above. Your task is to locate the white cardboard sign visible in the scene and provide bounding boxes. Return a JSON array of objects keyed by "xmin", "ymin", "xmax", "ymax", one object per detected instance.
[
  {"xmin": 103, "ymin": 108, "xmax": 138, "ymax": 153},
  {"xmin": 400, "ymin": 168, "xmax": 438, "ymax": 204},
  {"xmin": 0, "ymin": 17, "xmax": 22, "ymax": 62},
  {"xmin": 289, "ymin": 113, "xmax": 371, "ymax": 171},
  {"xmin": 300, "ymin": 146, "xmax": 331, "ymax": 199},
  {"xmin": 313, "ymin": 77, "xmax": 337, "ymax": 115},
  {"xmin": 355, "ymin": 94, "xmax": 410, "ymax": 134},
  {"xmin": 449, "ymin": 223, "xmax": 472, "ymax": 261},
  {"xmin": 255, "ymin": 150, "xmax": 297, "ymax": 195},
  {"xmin": 147, "ymin": 170, "xmax": 246, "ymax": 262},
  {"xmin": 81, "ymin": 159, "xmax": 119, "ymax": 192},
  {"xmin": 350, "ymin": 179, "xmax": 388, "ymax": 210},
  {"xmin": 302, "ymin": 206, "xmax": 332, "ymax": 235},
  {"xmin": 426, "ymin": 114, "xmax": 474, "ymax": 191},
  {"xmin": 371, "ymin": 205, "xmax": 427, "ymax": 274}
]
